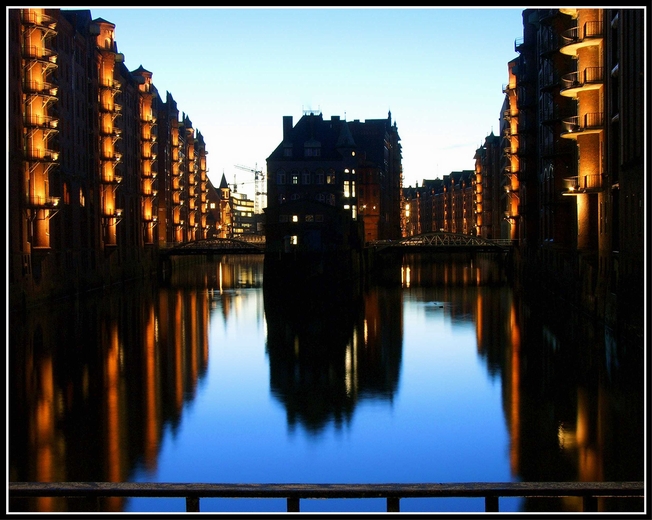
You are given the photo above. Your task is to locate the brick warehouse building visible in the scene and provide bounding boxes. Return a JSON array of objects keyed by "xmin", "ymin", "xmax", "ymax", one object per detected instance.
[
  {"xmin": 265, "ymin": 110, "xmax": 403, "ymax": 254},
  {"xmin": 8, "ymin": 8, "xmax": 216, "ymax": 306},
  {"xmin": 403, "ymin": 8, "xmax": 644, "ymax": 338}
]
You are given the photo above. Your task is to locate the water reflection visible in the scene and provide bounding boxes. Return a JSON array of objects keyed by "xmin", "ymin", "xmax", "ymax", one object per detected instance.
[
  {"xmin": 8, "ymin": 256, "xmax": 262, "ymax": 512},
  {"xmin": 8, "ymin": 254, "xmax": 644, "ymax": 513},
  {"xmin": 263, "ymin": 264, "xmax": 402, "ymax": 435}
]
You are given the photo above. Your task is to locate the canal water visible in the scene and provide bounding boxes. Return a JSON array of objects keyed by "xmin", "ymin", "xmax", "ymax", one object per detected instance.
[{"xmin": 8, "ymin": 254, "xmax": 645, "ymax": 513}]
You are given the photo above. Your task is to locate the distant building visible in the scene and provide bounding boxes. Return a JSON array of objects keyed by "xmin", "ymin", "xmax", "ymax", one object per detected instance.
[
  {"xmin": 231, "ymin": 192, "xmax": 255, "ymax": 236},
  {"xmin": 265, "ymin": 111, "xmax": 402, "ymax": 254}
]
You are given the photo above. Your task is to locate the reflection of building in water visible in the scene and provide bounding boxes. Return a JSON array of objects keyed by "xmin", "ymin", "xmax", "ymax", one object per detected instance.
[
  {"xmin": 400, "ymin": 253, "xmax": 506, "ymax": 287},
  {"xmin": 399, "ymin": 254, "xmax": 643, "ymax": 512},
  {"xmin": 9, "ymin": 283, "xmax": 211, "ymax": 512},
  {"xmin": 263, "ymin": 271, "xmax": 402, "ymax": 434},
  {"xmin": 506, "ymin": 294, "xmax": 644, "ymax": 512}
]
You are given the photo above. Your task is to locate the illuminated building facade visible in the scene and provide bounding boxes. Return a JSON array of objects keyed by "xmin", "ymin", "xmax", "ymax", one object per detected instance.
[
  {"xmin": 401, "ymin": 8, "xmax": 643, "ymax": 333},
  {"xmin": 8, "ymin": 8, "xmax": 211, "ymax": 305},
  {"xmin": 473, "ymin": 132, "xmax": 502, "ymax": 239},
  {"xmin": 512, "ymin": 8, "xmax": 644, "ymax": 331},
  {"xmin": 231, "ymin": 192, "xmax": 255, "ymax": 236},
  {"xmin": 516, "ymin": 8, "xmax": 645, "ymax": 330}
]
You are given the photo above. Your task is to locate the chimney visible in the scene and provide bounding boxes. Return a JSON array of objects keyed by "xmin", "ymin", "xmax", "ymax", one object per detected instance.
[{"xmin": 283, "ymin": 116, "xmax": 293, "ymax": 141}]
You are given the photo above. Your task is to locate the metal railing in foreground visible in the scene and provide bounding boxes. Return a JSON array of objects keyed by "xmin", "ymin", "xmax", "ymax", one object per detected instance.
[{"xmin": 9, "ymin": 481, "xmax": 645, "ymax": 513}]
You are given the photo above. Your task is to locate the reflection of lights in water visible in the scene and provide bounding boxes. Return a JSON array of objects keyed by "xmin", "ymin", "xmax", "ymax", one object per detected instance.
[
  {"xmin": 363, "ymin": 319, "xmax": 368, "ymax": 344},
  {"xmin": 345, "ymin": 342, "xmax": 354, "ymax": 396},
  {"xmin": 218, "ymin": 262, "xmax": 223, "ymax": 294},
  {"xmin": 401, "ymin": 265, "xmax": 410, "ymax": 287},
  {"xmin": 557, "ymin": 422, "xmax": 577, "ymax": 449}
]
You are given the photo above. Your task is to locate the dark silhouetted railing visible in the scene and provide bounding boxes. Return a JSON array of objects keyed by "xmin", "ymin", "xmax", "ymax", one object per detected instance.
[{"xmin": 9, "ymin": 481, "xmax": 645, "ymax": 513}]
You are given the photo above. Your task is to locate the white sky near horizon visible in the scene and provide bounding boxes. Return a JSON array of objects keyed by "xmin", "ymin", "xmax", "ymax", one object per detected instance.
[{"xmin": 63, "ymin": 7, "xmax": 524, "ymax": 199}]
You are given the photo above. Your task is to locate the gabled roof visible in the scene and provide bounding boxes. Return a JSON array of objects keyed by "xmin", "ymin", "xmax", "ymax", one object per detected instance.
[{"xmin": 336, "ymin": 121, "xmax": 356, "ymax": 148}]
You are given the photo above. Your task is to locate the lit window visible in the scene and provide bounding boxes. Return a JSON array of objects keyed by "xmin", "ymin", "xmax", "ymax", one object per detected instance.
[
  {"xmin": 352, "ymin": 205, "xmax": 357, "ymax": 220},
  {"xmin": 292, "ymin": 174, "xmax": 299, "ymax": 185},
  {"xmin": 292, "ymin": 215, "xmax": 298, "ymax": 222},
  {"xmin": 291, "ymin": 235, "xmax": 298, "ymax": 245},
  {"xmin": 351, "ymin": 181, "xmax": 355, "ymax": 198},
  {"xmin": 344, "ymin": 180, "xmax": 350, "ymax": 197}
]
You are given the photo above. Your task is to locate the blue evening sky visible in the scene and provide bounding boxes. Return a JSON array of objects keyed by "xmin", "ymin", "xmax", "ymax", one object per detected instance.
[{"xmin": 85, "ymin": 7, "xmax": 524, "ymax": 199}]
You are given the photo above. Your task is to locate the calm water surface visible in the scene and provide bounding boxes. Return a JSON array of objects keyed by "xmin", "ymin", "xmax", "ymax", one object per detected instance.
[{"xmin": 8, "ymin": 254, "xmax": 644, "ymax": 513}]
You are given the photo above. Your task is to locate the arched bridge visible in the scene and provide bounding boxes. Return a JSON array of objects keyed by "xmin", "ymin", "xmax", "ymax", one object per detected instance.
[
  {"xmin": 367, "ymin": 232, "xmax": 515, "ymax": 253},
  {"xmin": 161, "ymin": 237, "xmax": 266, "ymax": 256}
]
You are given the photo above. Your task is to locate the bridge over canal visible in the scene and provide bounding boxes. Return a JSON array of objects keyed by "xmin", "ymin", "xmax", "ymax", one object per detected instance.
[
  {"xmin": 160, "ymin": 232, "xmax": 515, "ymax": 257},
  {"xmin": 160, "ymin": 237, "xmax": 266, "ymax": 257},
  {"xmin": 367, "ymin": 232, "xmax": 515, "ymax": 254}
]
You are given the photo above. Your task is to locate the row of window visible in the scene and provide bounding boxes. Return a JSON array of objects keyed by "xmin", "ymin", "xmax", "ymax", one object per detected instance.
[
  {"xmin": 279, "ymin": 214, "xmax": 324, "ymax": 223},
  {"xmin": 278, "ymin": 205, "xmax": 358, "ymax": 223},
  {"xmin": 282, "ymin": 147, "xmax": 321, "ymax": 157},
  {"xmin": 276, "ymin": 168, "xmax": 356, "ymax": 185},
  {"xmin": 277, "ymin": 193, "xmax": 337, "ymax": 205}
]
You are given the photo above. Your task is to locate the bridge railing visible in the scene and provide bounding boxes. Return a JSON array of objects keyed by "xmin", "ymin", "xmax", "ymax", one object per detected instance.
[{"xmin": 9, "ymin": 481, "xmax": 644, "ymax": 513}]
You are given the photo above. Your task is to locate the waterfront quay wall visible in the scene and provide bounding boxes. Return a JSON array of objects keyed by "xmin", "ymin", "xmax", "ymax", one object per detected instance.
[
  {"xmin": 511, "ymin": 246, "xmax": 643, "ymax": 346},
  {"xmin": 9, "ymin": 249, "xmax": 200, "ymax": 311}
]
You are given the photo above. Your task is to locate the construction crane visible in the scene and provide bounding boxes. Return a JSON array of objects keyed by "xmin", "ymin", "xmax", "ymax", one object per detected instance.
[
  {"xmin": 234, "ymin": 163, "xmax": 266, "ymax": 214},
  {"xmin": 228, "ymin": 173, "xmax": 255, "ymax": 194}
]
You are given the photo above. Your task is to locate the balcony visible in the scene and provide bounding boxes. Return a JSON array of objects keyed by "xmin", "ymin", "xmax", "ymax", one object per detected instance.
[
  {"xmin": 560, "ymin": 21, "xmax": 603, "ymax": 56},
  {"xmin": 562, "ymin": 174, "xmax": 604, "ymax": 195},
  {"xmin": 20, "ymin": 10, "xmax": 57, "ymax": 38},
  {"xmin": 22, "ymin": 45, "xmax": 58, "ymax": 67},
  {"xmin": 99, "ymin": 79, "xmax": 122, "ymax": 94},
  {"xmin": 24, "ymin": 148, "xmax": 59, "ymax": 162},
  {"xmin": 560, "ymin": 67, "xmax": 604, "ymax": 97},
  {"xmin": 100, "ymin": 173, "xmax": 123, "ymax": 185},
  {"xmin": 100, "ymin": 126, "xmax": 122, "ymax": 137},
  {"xmin": 102, "ymin": 209, "xmax": 123, "ymax": 220},
  {"xmin": 23, "ymin": 113, "xmax": 59, "ymax": 129},
  {"xmin": 99, "ymin": 103, "xmax": 122, "ymax": 114},
  {"xmin": 100, "ymin": 151, "xmax": 122, "ymax": 163},
  {"xmin": 23, "ymin": 85, "xmax": 58, "ymax": 111},
  {"xmin": 561, "ymin": 112, "xmax": 604, "ymax": 139},
  {"xmin": 26, "ymin": 195, "xmax": 60, "ymax": 209}
]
